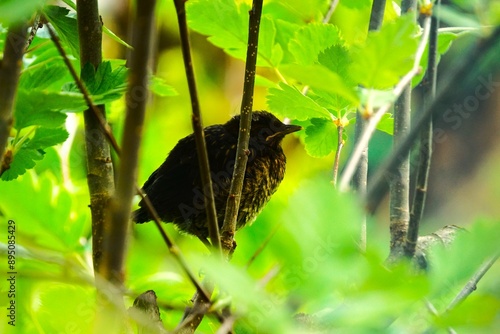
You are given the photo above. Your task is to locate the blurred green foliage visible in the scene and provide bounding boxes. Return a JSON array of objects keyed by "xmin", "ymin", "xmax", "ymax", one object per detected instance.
[{"xmin": 1, "ymin": 0, "xmax": 500, "ymax": 333}]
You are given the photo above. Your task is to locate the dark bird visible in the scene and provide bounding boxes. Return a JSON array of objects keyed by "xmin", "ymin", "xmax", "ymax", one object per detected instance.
[{"xmin": 132, "ymin": 111, "xmax": 301, "ymax": 242}]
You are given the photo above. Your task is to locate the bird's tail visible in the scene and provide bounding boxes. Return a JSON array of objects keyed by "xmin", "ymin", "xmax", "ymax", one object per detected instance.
[{"xmin": 132, "ymin": 208, "xmax": 149, "ymax": 224}]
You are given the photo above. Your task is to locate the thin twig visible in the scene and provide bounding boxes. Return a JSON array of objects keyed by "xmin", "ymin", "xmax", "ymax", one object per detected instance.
[
  {"xmin": 173, "ymin": 0, "xmax": 221, "ymax": 253},
  {"xmin": 332, "ymin": 125, "xmax": 344, "ymax": 187},
  {"xmin": 365, "ymin": 27, "xmax": 500, "ymax": 213},
  {"xmin": 220, "ymin": 0, "xmax": 263, "ymax": 253},
  {"xmin": 368, "ymin": 0, "xmax": 387, "ymax": 31},
  {"xmin": 0, "ymin": 21, "xmax": 28, "ymax": 173},
  {"xmin": 339, "ymin": 16, "xmax": 432, "ymax": 192},
  {"xmin": 75, "ymin": 0, "xmax": 116, "ymax": 275},
  {"xmin": 387, "ymin": 0, "xmax": 417, "ymax": 261},
  {"xmin": 323, "ymin": 0, "xmax": 340, "ymax": 23},
  {"xmin": 405, "ymin": 1, "xmax": 440, "ymax": 258},
  {"xmin": 352, "ymin": 0, "xmax": 386, "ymax": 251},
  {"xmin": 446, "ymin": 253, "xmax": 500, "ymax": 311},
  {"xmin": 46, "ymin": 22, "xmax": 121, "ymax": 154},
  {"xmin": 245, "ymin": 222, "xmax": 282, "ymax": 269},
  {"xmin": 101, "ymin": 0, "xmax": 156, "ymax": 285},
  {"xmin": 48, "ymin": 14, "xmax": 212, "ymax": 305}
]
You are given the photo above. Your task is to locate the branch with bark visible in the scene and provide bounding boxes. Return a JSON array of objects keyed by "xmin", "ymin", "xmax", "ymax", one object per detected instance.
[
  {"xmin": 0, "ymin": 22, "xmax": 28, "ymax": 181},
  {"xmin": 76, "ymin": 0, "xmax": 115, "ymax": 274}
]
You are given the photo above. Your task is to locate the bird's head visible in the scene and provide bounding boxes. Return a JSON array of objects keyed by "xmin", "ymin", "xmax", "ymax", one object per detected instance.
[{"xmin": 224, "ymin": 111, "xmax": 301, "ymax": 149}]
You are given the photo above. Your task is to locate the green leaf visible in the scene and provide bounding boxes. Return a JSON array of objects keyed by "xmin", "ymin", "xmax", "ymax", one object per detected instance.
[
  {"xmin": 376, "ymin": 113, "xmax": 394, "ymax": 135},
  {"xmin": 187, "ymin": 0, "xmax": 281, "ymax": 67},
  {"xmin": 14, "ymin": 89, "xmax": 82, "ymax": 129},
  {"xmin": 318, "ymin": 44, "xmax": 353, "ymax": 84},
  {"xmin": 350, "ymin": 14, "xmax": 419, "ymax": 89},
  {"xmin": 150, "ymin": 76, "xmax": 178, "ymax": 97},
  {"xmin": 19, "ymin": 62, "xmax": 69, "ymax": 91},
  {"xmin": 102, "ymin": 25, "xmax": 132, "ymax": 49},
  {"xmin": 288, "ymin": 23, "xmax": 342, "ymax": 65},
  {"xmin": 70, "ymin": 61, "xmax": 128, "ymax": 104},
  {"xmin": 43, "ymin": 5, "xmax": 80, "ymax": 58},
  {"xmin": 27, "ymin": 127, "xmax": 69, "ymax": 149},
  {"xmin": 264, "ymin": 0, "xmax": 331, "ymax": 23},
  {"xmin": 267, "ymin": 83, "xmax": 332, "ymax": 120},
  {"xmin": 1, "ymin": 148, "xmax": 44, "ymax": 181},
  {"xmin": 0, "ymin": 0, "xmax": 45, "ymax": 25},
  {"xmin": 412, "ymin": 31, "xmax": 458, "ymax": 87},
  {"xmin": 304, "ymin": 118, "xmax": 338, "ymax": 157},
  {"xmin": 280, "ymin": 64, "xmax": 359, "ymax": 104}
]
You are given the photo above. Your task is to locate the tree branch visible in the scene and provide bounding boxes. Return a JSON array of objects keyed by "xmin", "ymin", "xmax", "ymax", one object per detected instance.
[
  {"xmin": 0, "ymin": 22, "xmax": 28, "ymax": 178},
  {"xmin": 76, "ymin": 0, "xmax": 115, "ymax": 274},
  {"xmin": 332, "ymin": 125, "xmax": 344, "ymax": 187},
  {"xmin": 49, "ymin": 7, "xmax": 211, "ymax": 308},
  {"xmin": 387, "ymin": 0, "xmax": 417, "ymax": 261},
  {"xmin": 101, "ymin": 0, "xmax": 156, "ymax": 285},
  {"xmin": 405, "ymin": 1, "xmax": 440, "ymax": 258},
  {"xmin": 221, "ymin": 0, "xmax": 263, "ymax": 254},
  {"xmin": 173, "ymin": 0, "xmax": 221, "ymax": 253},
  {"xmin": 365, "ymin": 26, "xmax": 500, "ymax": 213},
  {"xmin": 351, "ymin": 0, "xmax": 385, "ymax": 250},
  {"xmin": 446, "ymin": 253, "xmax": 499, "ymax": 311},
  {"xmin": 339, "ymin": 15, "xmax": 432, "ymax": 192}
]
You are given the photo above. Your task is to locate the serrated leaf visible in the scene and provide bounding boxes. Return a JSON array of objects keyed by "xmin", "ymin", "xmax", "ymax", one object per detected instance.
[
  {"xmin": 19, "ymin": 61, "xmax": 69, "ymax": 91},
  {"xmin": 150, "ymin": 76, "xmax": 178, "ymax": 97},
  {"xmin": 27, "ymin": 127, "xmax": 69, "ymax": 149},
  {"xmin": 267, "ymin": 83, "xmax": 332, "ymax": 121},
  {"xmin": 289, "ymin": 23, "xmax": 342, "ymax": 65},
  {"xmin": 350, "ymin": 14, "xmax": 419, "ymax": 89},
  {"xmin": 14, "ymin": 89, "xmax": 84, "ymax": 129},
  {"xmin": 43, "ymin": 5, "xmax": 80, "ymax": 58},
  {"xmin": 280, "ymin": 64, "xmax": 359, "ymax": 104},
  {"xmin": 304, "ymin": 118, "xmax": 338, "ymax": 157},
  {"xmin": 70, "ymin": 61, "xmax": 128, "ymax": 104},
  {"xmin": 187, "ymin": 0, "xmax": 281, "ymax": 67},
  {"xmin": 1, "ymin": 148, "xmax": 44, "ymax": 181},
  {"xmin": 318, "ymin": 45, "xmax": 351, "ymax": 81}
]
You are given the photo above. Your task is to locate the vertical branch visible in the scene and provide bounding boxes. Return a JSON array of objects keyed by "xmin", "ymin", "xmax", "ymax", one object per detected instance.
[
  {"xmin": 220, "ymin": 0, "xmax": 263, "ymax": 253},
  {"xmin": 77, "ymin": 0, "xmax": 115, "ymax": 274},
  {"xmin": 101, "ymin": 0, "xmax": 156, "ymax": 284},
  {"xmin": 388, "ymin": 0, "xmax": 417, "ymax": 260},
  {"xmin": 0, "ymin": 22, "xmax": 28, "ymax": 175},
  {"xmin": 368, "ymin": 0, "xmax": 386, "ymax": 31},
  {"xmin": 365, "ymin": 27, "xmax": 500, "ymax": 212},
  {"xmin": 353, "ymin": 0, "xmax": 385, "ymax": 250},
  {"xmin": 405, "ymin": 1, "xmax": 439, "ymax": 258},
  {"xmin": 173, "ymin": 0, "xmax": 221, "ymax": 253}
]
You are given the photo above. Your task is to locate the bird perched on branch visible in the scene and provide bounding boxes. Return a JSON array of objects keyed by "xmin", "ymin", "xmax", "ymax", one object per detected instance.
[{"xmin": 132, "ymin": 111, "xmax": 300, "ymax": 242}]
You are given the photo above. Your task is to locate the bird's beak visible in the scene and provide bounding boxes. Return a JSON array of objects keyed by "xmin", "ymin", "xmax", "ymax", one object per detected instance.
[
  {"xmin": 266, "ymin": 124, "xmax": 302, "ymax": 142},
  {"xmin": 282, "ymin": 124, "xmax": 302, "ymax": 135}
]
